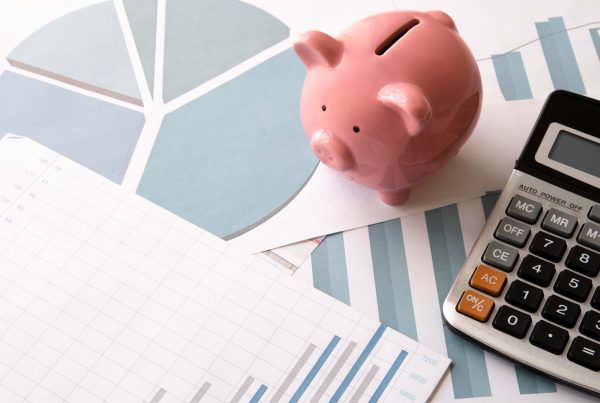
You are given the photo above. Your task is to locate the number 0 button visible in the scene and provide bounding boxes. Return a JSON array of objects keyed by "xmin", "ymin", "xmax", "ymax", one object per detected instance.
[{"xmin": 493, "ymin": 305, "xmax": 532, "ymax": 338}]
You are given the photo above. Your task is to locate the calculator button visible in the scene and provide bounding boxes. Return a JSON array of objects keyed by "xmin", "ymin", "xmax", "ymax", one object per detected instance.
[
  {"xmin": 541, "ymin": 208, "xmax": 578, "ymax": 238},
  {"xmin": 456, "ymin": 289, "xmax": 495, "ymax": 322},
  {"xmin": 506, "ymin": 195, "xmax": 542, "ymax": 224},
  {"xmin": 579, "ymin": 311, "xmax": 600, "ymax": 342},
  {"xmin": 517, "ymin": 255, "xmax": 556, "ymax": 287},
  {"xmin": 529, "ymin": 231, "xmax": 566, "ymax": 262},
  {"xmin": 553, "ymin": 270, "xmax": 592, "ymax": 302},
  {"xmin": 482, "ymin": 241, "xmax": 519, "ymax": 271},
  {"xmin": 567, "ymin": 337, "xmax": 600, "ymax": 371},
  {"xmin": 495, "ymin": 217, "xmax": 530, "ymax": 247},
  {"xmin": 469, "ymin": 264, "xmax": 507, "ymax": 296},
  {"xmin": 592, "ymin": 287, "xmax": 600, "ymax": 310},
  {"xmin": 565, "ymin": 245, "xmax": 600, "ymax": 277},
  {"xmin": 589, "ymin": 205, "xmax": 600, "ymax": 223},
  {"xmin": 578, "ymin": 222, "xmax": 600, "ymax": 252},
  {"xmin": 505, "ymin": 280, "xmax": 544, "ymax": 312},
  {"xmin": 529, "ymin": 320, "xmax": 569, "ymax": 355},
  {"xmin": 542, "ymin": 295, "xmax": 580, "ymax": 328},
  {"xmin": 493, "ymin": 305, "xmax": 532, "ymax": 338}
]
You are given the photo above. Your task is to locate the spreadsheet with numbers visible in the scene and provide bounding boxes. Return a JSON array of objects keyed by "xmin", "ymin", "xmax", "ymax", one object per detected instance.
[{"xmin": 0, "ymin": 135, "xmax": 449, "ymax": 402}]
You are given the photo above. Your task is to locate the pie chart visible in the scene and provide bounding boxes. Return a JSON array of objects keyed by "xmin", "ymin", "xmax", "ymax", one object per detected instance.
[{"xmin": 1, "ymin": 0, "xmax": 318, "ymax": 239}]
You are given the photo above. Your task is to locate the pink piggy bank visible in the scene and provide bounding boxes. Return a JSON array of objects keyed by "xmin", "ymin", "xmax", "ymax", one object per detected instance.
[{"xmin": 294, "ymin": 11, "xmax": 482, "ymax": 205}]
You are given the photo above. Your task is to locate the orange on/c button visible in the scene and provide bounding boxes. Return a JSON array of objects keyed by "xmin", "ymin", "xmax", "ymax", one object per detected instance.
[
  {"xmin": 457, "ymin": 289, "xmax": 495, "ymax": 322},
  {"xmin": 469, "ymin": 264, "xmax": 507, "ymax": 296}
]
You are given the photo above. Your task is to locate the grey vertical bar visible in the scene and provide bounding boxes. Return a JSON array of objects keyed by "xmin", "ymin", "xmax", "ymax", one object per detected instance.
[
  {"xmin": 230, "ymin": 376, "xmax": 255, "ymax": 403},
  {"xmin": 309, "ymin": 341, "xmax": 356, "ymax": 403},
  {"xmin": 150, "ymin": 388, "xmax": 167, "ymax": 403},
  {"xmin": 190, "ymin": 382, "xmax": 211, "ymax": 403},
  {"xmin": 269, "ymin": 343, "xmax": 316, "ymax": 403},
  {"xmin": 348, "ymin": 365, "xmax": 379, "ymax": 403}
]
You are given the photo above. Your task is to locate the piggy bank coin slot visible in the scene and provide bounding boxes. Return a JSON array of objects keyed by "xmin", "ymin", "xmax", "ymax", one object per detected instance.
[{"xmin": 375, "ymin": 18, "xmax": 420, "ymax": 56}]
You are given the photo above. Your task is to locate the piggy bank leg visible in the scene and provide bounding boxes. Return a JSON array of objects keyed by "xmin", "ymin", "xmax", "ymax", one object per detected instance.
[{"xmin": 378, "ymin": 189, "xmax": 410, "ymax": 205}]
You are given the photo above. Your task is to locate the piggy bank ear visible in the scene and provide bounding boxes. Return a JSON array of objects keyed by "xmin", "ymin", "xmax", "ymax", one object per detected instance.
[
  {"xmin": 427, "ymin": 11, "xmax": 457, "ymax": 31},
  {"xmin": 294, "ymin": 31, "xmax": 343, "ymax": 69},
  {"xmin": 378, "ymin": 83, "xmax": 432, "ymax": 137}
]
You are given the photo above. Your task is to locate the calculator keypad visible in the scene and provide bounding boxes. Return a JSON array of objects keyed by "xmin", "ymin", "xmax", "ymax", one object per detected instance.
[{"xmin": 455, "ymin": 193, "xmax": 600, "ymax": 376}]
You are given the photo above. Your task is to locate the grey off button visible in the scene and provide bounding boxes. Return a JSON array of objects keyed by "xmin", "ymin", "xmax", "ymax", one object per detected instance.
[
  {"xmin": 482, "ymin": 241, "xmax": 519, "ymax": 271},
  {"xmin": 578, "ymin": 222, "xmax": 600, "ymax": 251},
  {"xmin": 507, "ymin": 195, "xmax": 542, "ymax": 224},
  {"xmin": 495, "ymin": 217, "xmax": 530, "ymax": 247},
  {"xmin": 541, "ymin": 208, "xmax": 578, "ymax": 238}
]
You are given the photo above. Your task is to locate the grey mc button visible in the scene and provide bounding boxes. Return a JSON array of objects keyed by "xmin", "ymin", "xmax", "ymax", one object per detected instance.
[
  {"xmin": 482, "ymin": 241, "xmax": 519, "ymax": 271},
  {"xmin": 542, "ymin": 208, "xmax": 578, "ymax": 238},
  {"xmin": 507, "ymin": 195, "xmax": 542, "ymax": 224},
  {"xmin": 495, "ymin": 217, "xmax": 530, "ymax": 247},
  {"xmin": 578, "ymin": 222, "xmax": 600, "ymax": 252}
]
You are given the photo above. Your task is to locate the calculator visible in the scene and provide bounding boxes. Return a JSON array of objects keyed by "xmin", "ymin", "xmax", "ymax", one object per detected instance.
[{"xmin": 443, "ymin": 90, "xmax": 600, "ymax": 397}]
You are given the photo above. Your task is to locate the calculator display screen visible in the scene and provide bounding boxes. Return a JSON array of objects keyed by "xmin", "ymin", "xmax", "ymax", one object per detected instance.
[{"xmin": 548, "ymin": 130, "xmax": 600, "ymax": 178}]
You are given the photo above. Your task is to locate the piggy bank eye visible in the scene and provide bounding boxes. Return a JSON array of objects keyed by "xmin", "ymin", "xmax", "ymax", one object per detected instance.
[
  {"xmin": 353, "ymin": 126, "xmax": 360, "ymax": 133},
  {"xmin": 321, "ymin": 105, "xmax": 327, "ymax": 111}
]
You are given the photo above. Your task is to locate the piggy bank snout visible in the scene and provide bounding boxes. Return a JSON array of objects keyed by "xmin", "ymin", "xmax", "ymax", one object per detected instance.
[{"xmin": 310, "ymin": 131, "xmax": 354, "ymax": 172}]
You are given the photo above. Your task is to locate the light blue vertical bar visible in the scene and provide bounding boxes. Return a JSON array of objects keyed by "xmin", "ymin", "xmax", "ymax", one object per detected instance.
[
  {"xmin": 536, "ymin": 17, "xmax": 586, "ymax": 94},
  {"xmin": 330, "ymin": 324, "xmax": 387, "ymax": 402},
  {"xmin": 290, "ymin": 336, "xmax": 340, "ymax": 402},
  {"xmin": 515, "ymin": 366, "xmax": 557, "ymax": 394},
  {"xmin": 426, "ymin": 204, "xmax": 492, "ymax": 399},
  {"xmin": 590, "ymin": 29, "xmax": 600, "ymax": 62},
  {"xmin": 491, "ymin": 52, "xmax": 533, "ymax": 100},
  {"xmin": 368, "ymin": 350, "xmax": 408, "ymax": 403},
  {"xmin": 249, "ymin": 385, "xmax": 268, "ymax": 403},
  {"xmin": 368, "ymin": 220, "xmax": 418, "ymax": 340},
  {"xmin": 311, "ymin": 233, "xmax": 351, "ymax": 305}
]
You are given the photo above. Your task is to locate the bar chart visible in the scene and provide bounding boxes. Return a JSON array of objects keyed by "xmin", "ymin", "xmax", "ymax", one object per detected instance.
[
  {"xmin": 488, "ymin": 17, "xmax": 600, "ymax": 101},
  {"xmin": 301, "ymin": 193, "xmax": 596, "ymax": 402},
  {"xmin": 0, "ymin": 137, "xmax": 449, "ymax": 403},
  {"xmin": 142, "ymin": 325, "xmax": 414, "ymax": 402}
]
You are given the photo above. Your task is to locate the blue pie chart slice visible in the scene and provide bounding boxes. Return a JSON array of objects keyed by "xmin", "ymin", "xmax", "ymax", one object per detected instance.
[
  {"xmin": 0, "ymin": 71, "xmax": 145, "ymax": 184},
  {"xmin": 7, "ymin": 1, "xmax": 143, "ymax": 105},
  {"xmin": 138, "ymin": 49, "xmax": 318, "ymax": 239},
  {"xmin": 162, "ymin": 0, "xmax": 290, "ymax": 101},
  {"xmin": 123, "ymin": 0, "xmax": 158, "ymax": 95}
]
